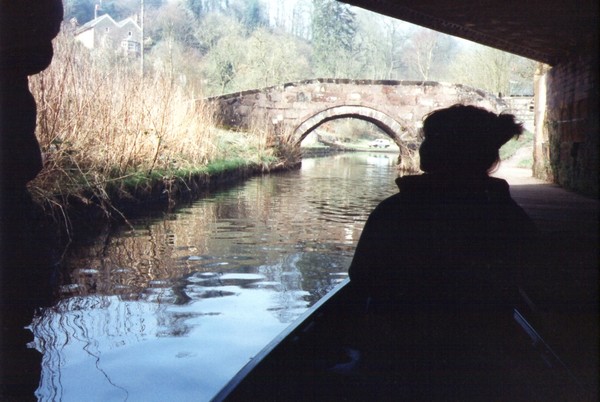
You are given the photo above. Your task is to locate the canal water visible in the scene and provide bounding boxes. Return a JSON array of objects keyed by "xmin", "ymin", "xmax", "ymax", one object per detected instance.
[{"xmin": 30, "ymin": 153, "xmax": 401, "ymax": 401}]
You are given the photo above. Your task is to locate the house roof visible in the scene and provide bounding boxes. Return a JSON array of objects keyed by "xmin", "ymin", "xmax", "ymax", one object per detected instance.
[
  {"xmin": 75, "ymin": 14, "xmax": 114, "ymax": 35},
  {"xmin": 75, "ymin": 14, "xmax": 141, "ymax": 36},
  {"xmin": 340, "ymin": 0, "xmax": 599, "ymax": 65},
  {"xmin": 115, "ymin": 17, "xmax": 141, "ymax": 31}
]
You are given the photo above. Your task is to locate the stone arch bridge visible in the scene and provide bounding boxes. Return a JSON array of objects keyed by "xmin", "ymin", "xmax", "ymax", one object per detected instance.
[{"xmin": 207, "ymin": 79, "xmax": 528, "ymax": 149}]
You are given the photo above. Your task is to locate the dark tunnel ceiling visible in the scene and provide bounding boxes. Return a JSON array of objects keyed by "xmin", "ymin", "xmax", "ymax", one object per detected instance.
[{"xmin": 339, "ymin": 0, "xmax": 599, "ymax": 65}]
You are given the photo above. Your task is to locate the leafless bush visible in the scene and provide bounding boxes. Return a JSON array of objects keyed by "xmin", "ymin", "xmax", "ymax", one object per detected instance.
[
  {"xmin": 27, "ymin": 31, "xmax": 227, "ymax": 211},
  {"xmin": 397, "ymin": 144, "xmax": 421, "ymax": 174}
]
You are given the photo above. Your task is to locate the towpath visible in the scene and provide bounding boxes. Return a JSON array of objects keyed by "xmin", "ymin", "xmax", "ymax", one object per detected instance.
[{"xmin": 494, "ymin": 164, "xmax": 598, "ymax": 394}]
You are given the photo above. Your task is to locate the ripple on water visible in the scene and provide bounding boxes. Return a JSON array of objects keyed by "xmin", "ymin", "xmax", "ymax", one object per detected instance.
[
  {"xmin": 201, "ymin": 261, "xmax": 231, "ymax": 268},
  {"xmin": 185, "ymin": 288, "xmax": 238, "ymax": 299},
  {"xmin": 142, "ymin": 287, "xmax": 184, "ymax": 304},
  {"xmin": 186, "ymin": 272, "xmax": 220, "ymax": 283},
  {"xmin": 59, "ymin": 283, "xmax": 82, "ymax": 295},
  {"xmin": 112, "ymin": 267, "xmax": 134, "ymax": 274},
  {"xmin": 148, "ymin": 279, "xmax": 172, "ymax": 287},
  {"xmin": 186, "ymin": 255, "xmax": 214, "ymax": 261},
  {"xmin": 245, "ymin": 281, "xmax": 283, "ymax": 291},
  {"xmin": 219, "ymin": 273, "xmax": 265, "ymax": 281},
  {"xmin": 74, "ymin": 268, "xmax": 100, "ymax": 275},
  {"xmin": 112, "ymin": 284, "xmax": 132, "ymax": 292}
]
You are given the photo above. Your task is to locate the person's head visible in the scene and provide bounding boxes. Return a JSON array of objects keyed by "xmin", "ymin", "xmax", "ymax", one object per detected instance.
[{"xmin": 418, "ymin": 104, "xmax": 523, "ymax": 175}]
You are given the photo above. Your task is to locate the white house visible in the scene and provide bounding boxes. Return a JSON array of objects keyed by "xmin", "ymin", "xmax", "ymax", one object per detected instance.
[{"xmin": 75, "ymin": 14, "xmax": 142, "ymax": 55}]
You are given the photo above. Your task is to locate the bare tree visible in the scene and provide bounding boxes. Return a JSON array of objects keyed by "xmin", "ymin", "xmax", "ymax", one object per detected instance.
[
  {"xmin": 193, "ymin": 12, "xmax": 244, "ymax": 54},
  {"xmin": 450, "ymin": 44, "xmax": 536, "ymax": 95},
  {"xmin": 405, "ymin": 29, "xmax": 443, "ymax": 81},
  {"xmin": 378, "ymin": 17, "xmax": 409, "ymax": 79},
  {"xmin": 245, "ymin": 29, "xmax": 312, "ymax": 88}
]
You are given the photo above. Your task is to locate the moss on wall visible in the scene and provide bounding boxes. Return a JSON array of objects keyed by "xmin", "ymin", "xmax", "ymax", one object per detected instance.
[{"xmin": 545, "ymin": 53, "xmax": 599, "ymax": 197}]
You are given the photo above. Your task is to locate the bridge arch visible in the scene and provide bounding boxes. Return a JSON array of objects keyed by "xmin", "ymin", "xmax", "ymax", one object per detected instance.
[
  {"xmin": 208, "ymin": 80, "xmax": 520, "ymax": 152},
  {"xmin": 293, "ymin": 105, "xmax": 412, "ymax": 147}
]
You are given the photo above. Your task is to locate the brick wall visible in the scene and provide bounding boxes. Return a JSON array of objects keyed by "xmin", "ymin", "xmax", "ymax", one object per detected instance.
[{"xmin": 544, "ymin": 53, "xmax": 599, "ymax": 197}]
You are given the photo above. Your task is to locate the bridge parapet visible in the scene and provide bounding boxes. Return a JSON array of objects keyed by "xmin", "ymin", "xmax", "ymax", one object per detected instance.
[
  {"xmin": 501, "ymin": 96, "xmax": 535, "ymax": 132},
  {"xmin": 207, "ymin": 79, "xmax": 512, "ymax": 146}
]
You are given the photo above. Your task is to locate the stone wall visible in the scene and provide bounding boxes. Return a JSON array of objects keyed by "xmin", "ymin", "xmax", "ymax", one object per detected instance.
[
  {"xmin": 501, "ymin": 96, "xmax": 535, "ymax": 133},
  {"xmin": 543, "ymin": 53, "xmax": 599, "ymax": 197},
  {"xmin": 209, "ymin": 79, "xmax": 508, "ymax": 146}
]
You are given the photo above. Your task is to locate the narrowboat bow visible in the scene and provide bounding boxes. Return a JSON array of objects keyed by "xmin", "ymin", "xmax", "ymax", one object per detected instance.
[{"xmin": 213, "ymin": 278, "xmax": 591, "ymax": 401}]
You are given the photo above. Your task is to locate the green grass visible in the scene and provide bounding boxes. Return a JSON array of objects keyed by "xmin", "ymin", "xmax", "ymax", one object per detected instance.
[
  {"xmin": 203, "ymin": 158, "xmax": 249, "ymax": 175},
  {"xmin": 111, "ymin": 159, "xmax": 250, "ymax": 191},
  {"xmin": 517, "ymin": 157, "xmax": 533, "ymax": 168}
]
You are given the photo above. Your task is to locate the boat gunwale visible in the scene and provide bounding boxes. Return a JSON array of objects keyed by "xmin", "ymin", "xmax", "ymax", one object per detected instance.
[{"xmin": 211, "ymin": 278, "xmax": 351, "ymax": 401}]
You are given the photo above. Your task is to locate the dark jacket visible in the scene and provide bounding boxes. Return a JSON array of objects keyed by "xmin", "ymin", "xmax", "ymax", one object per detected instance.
[{"xmin": 348, "ymin": 173, "xmax": 537, "ymax": 312}]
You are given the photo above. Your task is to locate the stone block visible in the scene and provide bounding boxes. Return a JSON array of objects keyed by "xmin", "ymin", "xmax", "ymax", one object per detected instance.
[{"xmin": 347, "ymin": 93, "xmax": 362, "ymax": 102}]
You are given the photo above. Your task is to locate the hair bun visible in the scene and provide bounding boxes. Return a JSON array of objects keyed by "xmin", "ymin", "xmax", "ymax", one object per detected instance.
[{"xmin": 495, "ymin": 114, "xmax": 523, "ymax": 147}]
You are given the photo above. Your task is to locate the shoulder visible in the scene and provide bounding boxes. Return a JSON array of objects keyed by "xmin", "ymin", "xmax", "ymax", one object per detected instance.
[
  {"xmin": 376, "ymin": 192, "xmax": 403, "ymax": 208},
  {"xmin": 369, "ymin": 192, "xmax": 406, "ymax": 219},
  {"xmin": 485, "ymin": 177, "xmax": 512, "ymax": 196}
]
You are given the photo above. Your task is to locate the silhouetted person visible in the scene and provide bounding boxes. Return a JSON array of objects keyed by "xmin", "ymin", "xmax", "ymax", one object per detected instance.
[
  {"xmin": 0, "ymin": 1, "xmax": 62, "ymax": 194},
  {"xmin": 1, "ymin": 1, "xmax": 63, "ymax": 400},
  {"xmin": 347, "ymin": 104, "xmax": 538, "ymax": 400}
]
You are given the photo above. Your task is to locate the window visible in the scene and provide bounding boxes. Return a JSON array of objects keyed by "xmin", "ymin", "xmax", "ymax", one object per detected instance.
[{"xmin": 121, "ymin": 40, "xmax": 140, "ymax": 54}]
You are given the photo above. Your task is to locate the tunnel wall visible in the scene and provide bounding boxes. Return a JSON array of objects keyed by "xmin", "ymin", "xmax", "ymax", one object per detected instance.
[{"xmin": 542, "ymin": 52, "xmax": 599, "ymax": 197}]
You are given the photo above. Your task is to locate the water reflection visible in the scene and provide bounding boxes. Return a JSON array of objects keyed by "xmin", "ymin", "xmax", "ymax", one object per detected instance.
[{"xmin": 31, "ymin": 153, "xmax": 399, "ymax": 401}]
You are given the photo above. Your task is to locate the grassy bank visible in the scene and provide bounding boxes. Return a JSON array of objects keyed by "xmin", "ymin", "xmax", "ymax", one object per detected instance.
[
  {"xmin": 499, "ymin": 130, "xmax": 534, "ymax": 168},
  {"xmin": 27, "ymin": 31, "xmax": 297, "ymax": 235}
]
